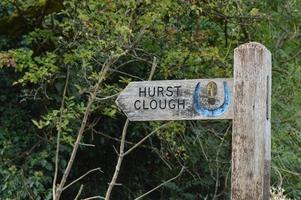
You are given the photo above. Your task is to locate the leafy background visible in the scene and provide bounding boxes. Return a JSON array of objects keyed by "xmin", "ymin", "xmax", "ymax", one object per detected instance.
[{"xmin": 0, "ymin": 0, "xmax": 300, "ymax": 199}]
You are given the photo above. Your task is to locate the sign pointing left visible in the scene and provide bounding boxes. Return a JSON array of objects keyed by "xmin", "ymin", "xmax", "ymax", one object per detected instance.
[{"xmin": 116, "ymin": 79, "xmax": 233, "ymax": 121}]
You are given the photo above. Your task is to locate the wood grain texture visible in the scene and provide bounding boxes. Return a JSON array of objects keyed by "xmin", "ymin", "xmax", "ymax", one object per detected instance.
[
  {"xmin": 116, "ymin": 79, "xmax": 233, "ymax": 121},
  {"xmin": 231, "ymin": 42, "xmax": 272, "ymax": 200}
]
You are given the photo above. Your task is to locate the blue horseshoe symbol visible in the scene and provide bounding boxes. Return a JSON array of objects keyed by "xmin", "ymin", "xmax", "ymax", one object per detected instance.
[{"xmin": 193, "ymin": 81, "xmax": 231, "ymax": 117}]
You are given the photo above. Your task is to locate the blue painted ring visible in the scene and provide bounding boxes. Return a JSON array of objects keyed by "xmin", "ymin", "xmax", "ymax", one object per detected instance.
[{"xmin": 193, "ymin": 81, "xmax": 231, "ymax": 117}]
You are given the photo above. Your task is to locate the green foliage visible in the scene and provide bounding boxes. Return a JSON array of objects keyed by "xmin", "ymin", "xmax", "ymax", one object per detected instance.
[{"xmin": 0, "ymin": 0, "xmax": 300, "ymax": 199}]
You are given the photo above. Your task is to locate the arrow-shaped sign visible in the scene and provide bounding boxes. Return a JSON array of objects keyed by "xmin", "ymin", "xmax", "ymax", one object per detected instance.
[{"xmin": 116, "ymin": 78, "xmax": 233, "ymax": 121}]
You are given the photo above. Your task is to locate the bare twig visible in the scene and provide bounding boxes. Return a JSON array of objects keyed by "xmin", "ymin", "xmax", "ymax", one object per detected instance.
[
  {"xmin": 114, "ymin": 59, "xmax": 139, "ymax": 69},
  {"xmin": 278, "ymin": 167, "xmax": 301, "ymax": 176},
  {"xmin": 63, "ymin": 168, "xmax": 103, "ymax": 191},
  {"xmin": 149, "ymin": 57, "xmax": 157, "ymax": 80},
  {"xmin": 123, "ymin": 122, "xmax": 170, "ymax": 157},
  {"xmin": 134, "ymin": 167, "xmax": 185, "ymax": 200},
  {"xmin": 53, "ymin": 66, "xmax": 70, "ymax": 198},
  {"xmin": 129, "ymin": 54, "xmax": 153, "ymax": 65},
  {"xmin": 108, "ymin": 68, "xmax": 144, "ymax": 80},
  {"xmin": 104, "ymin": 57, "xmax": 157, "ymax": 200},
  {"xmin": 55, "ymin": 56, "xmax": 115, "ymax": 200},
  {"xmin": 83, "ymin": 196, "xmax": 105, "ymax": 200},
  {"xmin": 96, "ymin": 130, "xmax": 172, "ymax": 169},
  {"xmin": 79, "ymin": 143, "xmax": 95, "ymax": 147},
  {"xmin": 104, "ymin": 120, "xmax": 129, "ymax": 200},
  {"xmin": 151, "ymin": 149, "xmax": 173, "ymax": 170},
  {"xmin": 272, "ymin": 165, "xmax": 283, "ymax": 187},
  {"xmin": 224, "ymin": 165, "xmax": 231, "ymax": 190},
  {"xmin": 95, "ymin": 130, "xmax": 156, "ymax": 151},
  {"xmin": 74, "ymin": 185, "xmax": 84, "ymax": 200}
]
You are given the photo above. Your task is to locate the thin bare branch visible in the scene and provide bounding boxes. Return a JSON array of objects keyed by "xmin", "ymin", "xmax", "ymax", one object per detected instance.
[
  {"xmin": 134, "ymin": 167, "xmax": 185, "ymax": 200},
  {"xmin": 79, "ymin": 143, "xmax": 95, "ymax": 147},
  {"xmin": 149, "ymin": 57, "xmax": 157, "ymax": 80},
  {"xmin": 53, "ymin": 66, "xmax": 70, "ymax": 198},
  {"xmin": 114, "ymin": 59, "xmax": 139, "ymax": 70},
  {"xmin": 63, "ymin": 168, "xmax": 103, "ymax": 191},
  {"xmin": 108, "ymin": 68, "xmax": 144, "ymax": 80},
  {"xmin": 55, "ymin": 56, "xmax": 115, "ymax": 199},
  {"xmin": 123, "ymin": 122, "xmax": 170, "ymax": 157},
  {"xmin": 74, "ymin": 185, "xmax": 84, "ymax": 200},
  {"xmin": 95, "ymin": 130, "xmax": 156, "ymax": 151},
  {"xmin": 104, "ymin": 119, "xmax": 129, "ymax": 200},
  {"xmin": 83, "ymin": 196, "xmax": 105, "ymax": 200},
  {"xmin": 104, "ymin": 56, "xmax": 157, "ymax": 200}
]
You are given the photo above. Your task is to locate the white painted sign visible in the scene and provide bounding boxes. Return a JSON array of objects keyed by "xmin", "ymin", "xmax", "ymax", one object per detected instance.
[{"xmin": 116, "ymin": 78, "xmax": 233, "ymax": 121}]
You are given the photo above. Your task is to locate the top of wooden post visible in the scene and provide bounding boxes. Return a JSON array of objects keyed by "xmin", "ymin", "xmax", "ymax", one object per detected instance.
[{"xmin": 235, "ymin": 42, "xmax": 271, "ymax": 55}]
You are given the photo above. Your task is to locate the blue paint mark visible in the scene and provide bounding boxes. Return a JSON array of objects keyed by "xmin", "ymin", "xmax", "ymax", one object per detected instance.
[{"xmin": 193, "ymin": 81, "xmax": 231, "ymax": 117}]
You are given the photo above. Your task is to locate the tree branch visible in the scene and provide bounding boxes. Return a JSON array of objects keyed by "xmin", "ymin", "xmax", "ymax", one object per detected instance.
[
  {"xmin": 74, "ymin": 184, "xmax": 84, "ymax": 200},
  {"xmin": 83, "ymin": 196, "xmax": 105, "ymax": 200},
  {"xmin": 54, "ymin": 56, "xmax": 115, "ymax": 200},
  {"xmin": 104, "ymin": 57, "xmax": 157, "ymax": 200},
  {"xmin": 63, "ymin": 167, "xmax": 103, "ymax": 191},
  {"xmin": 123, "ymin": 122, "xmax": 171, "ymax": 157},
  {"xmin": 53, "ymin": 65, "xmax": 70, "ymax": 198},
  {"xmin": 134, "ymin": 167, "xmax": 185, "ymax": 200},
  {"xmin": 104, "ymin": 119, "xmax": 129, "ymax": 200}
]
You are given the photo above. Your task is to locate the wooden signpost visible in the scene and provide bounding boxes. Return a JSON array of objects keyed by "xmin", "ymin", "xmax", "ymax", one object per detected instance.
[{"xmin": 116, "ymin": 42, "xmax": 272, "ymax": 200}]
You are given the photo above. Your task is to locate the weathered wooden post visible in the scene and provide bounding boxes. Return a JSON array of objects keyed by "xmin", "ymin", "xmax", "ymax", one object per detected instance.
[
  {"xmin": 232, "ymin": 42, "xmax": 272, "ymax": 200},
  {"xmin": 116, "ymin": 42, "xmax": 272, "ymax": 199}
]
